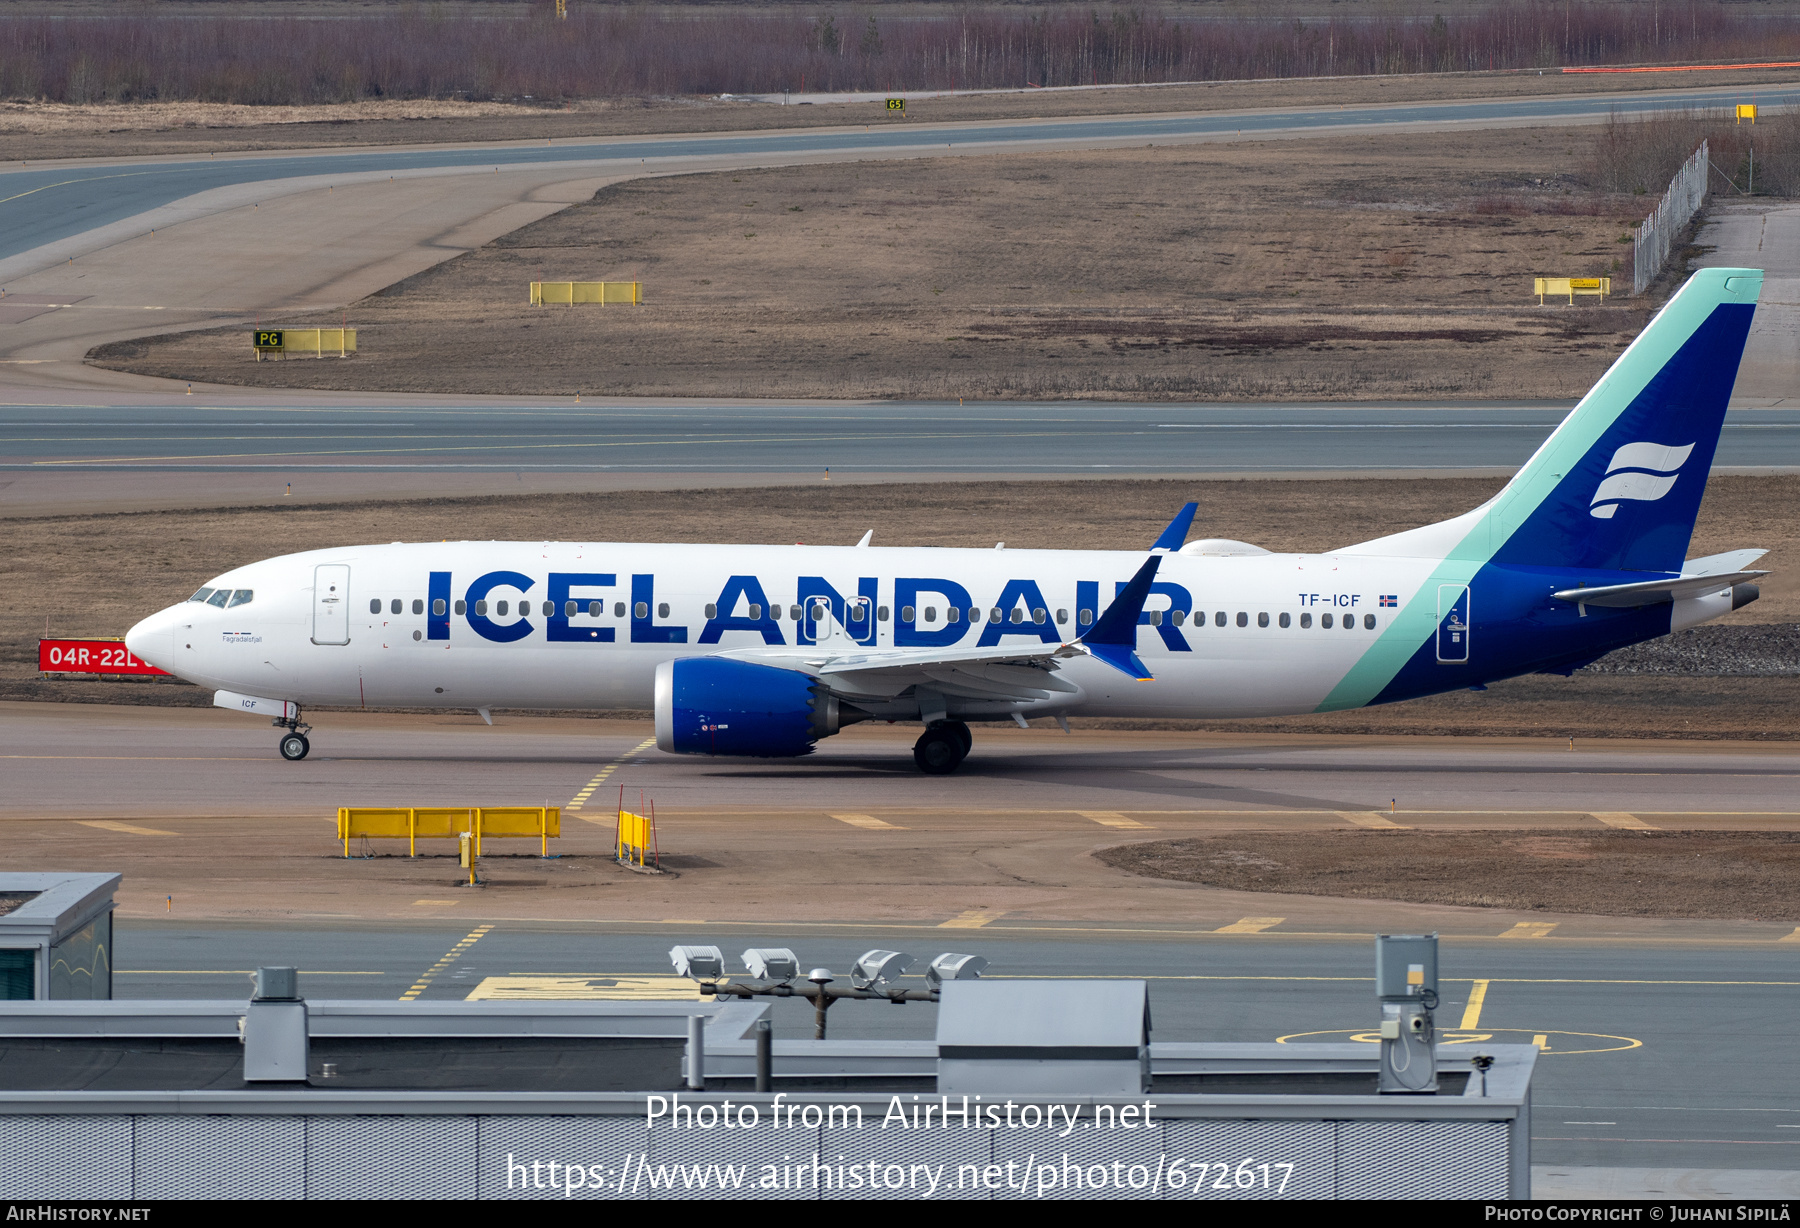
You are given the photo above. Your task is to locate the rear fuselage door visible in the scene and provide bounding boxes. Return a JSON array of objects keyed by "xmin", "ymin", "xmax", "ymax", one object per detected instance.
[
  {"xmin": 313, "ymin": 564, "xmax": 351, "ymax": 645},
  {"xmin": 1436, "ymin": 584, "xmax": 1470, "ymax": 664}
]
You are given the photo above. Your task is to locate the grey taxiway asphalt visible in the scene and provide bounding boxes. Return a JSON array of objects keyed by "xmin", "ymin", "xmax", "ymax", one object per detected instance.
[
  {"xmin": 12, "ymin": 708, "xmax": 1800, "ymax": 820},
  {"xmin": 115, "ymin": 922, "xmax": 1800, "ymax": 1172},
  {"xmin": 7, "ymin": 399, "xmax": 1800, "ymax": 476},
  {"xmin": 6, "ymin": 82, "xmax": 1797, "ymax": 262}
]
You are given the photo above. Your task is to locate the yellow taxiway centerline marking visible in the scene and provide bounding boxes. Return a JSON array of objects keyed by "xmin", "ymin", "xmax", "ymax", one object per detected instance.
[
  {"xmin": 1461, "ymin": 979, "xmax": 1491, "ymax": 1030},
  {"xmin": 76, "ymin": 819, "xmax": 178, "ymax": 836},
  {"xmin": 414, "ymin": 900, "xmax": 458, "ymax": 906},
  {"xmin": 1339, "ymin": 812, "xmax": 1410, "ymax": 829},
  {"xmin": 568, "ymin": 738, "xmax": 656, "ymax": 816},
  {"xmin": 1079, "ymin": 811, "xmax": 1152, "ymax": 829},
  {"xmin": 832, "ymin": 814, "xmax": 907, "ymax": 830},
  {"xmin": 1780, "ymin": 929, "xmax": 1800, "ymax": 943},
  {"xmin": 1501, "ymin": 922, "xmax": 1560, "ymax": 939},
  {"xmin": 400, "ymin": 924, "xmax": 492, "ymax": 1002},
  {"xmin": 1592, "ymin": 812, "xmax": 1659, "ymax": 830},
  {"xmin": 1215, "ymin": 917, "xmax": 1286, "ymax": 934},
  {"xmin": 939, "ymin": 909, "xmax": 1006, "ymax": 929}
]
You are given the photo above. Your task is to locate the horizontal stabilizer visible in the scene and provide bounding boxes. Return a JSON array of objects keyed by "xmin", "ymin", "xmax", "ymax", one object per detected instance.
[{"xmin": 1552, "ymin": 570, "xmax": 1767, "ymax": 609}]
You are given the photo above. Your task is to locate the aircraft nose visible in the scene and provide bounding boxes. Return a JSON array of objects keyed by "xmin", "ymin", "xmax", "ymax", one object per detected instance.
[{"xmin": 125, "ymin": 605, "xmax": 180, "ymax": 670}]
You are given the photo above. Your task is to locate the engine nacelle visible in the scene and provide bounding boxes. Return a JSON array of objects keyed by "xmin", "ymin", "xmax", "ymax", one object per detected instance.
[{"xmin": 654, "ymin": 658, "xmax": 858, "ymax": 758}]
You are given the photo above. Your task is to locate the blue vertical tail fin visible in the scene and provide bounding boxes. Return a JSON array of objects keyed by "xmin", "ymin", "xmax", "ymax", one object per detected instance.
[{"xmin": 1481, "ymin": 268, "xmax": 1761, "ymax": 573}]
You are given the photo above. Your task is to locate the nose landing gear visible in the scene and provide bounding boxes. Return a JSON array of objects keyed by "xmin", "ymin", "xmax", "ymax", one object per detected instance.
[
  {"xmin": 913, "ymin": 720, "xmax": 971, "ymax": 775},
  {"xmin": 274, "ymin": 710, "xmax": 312, "ymax": 761}
]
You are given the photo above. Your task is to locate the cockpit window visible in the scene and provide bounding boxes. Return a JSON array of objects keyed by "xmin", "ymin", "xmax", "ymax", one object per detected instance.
[
  {"xmin": 206, "ymin": 590, "xmax": 230, "ymax": 608},
  {"xmin": 227, "ymin": 589, "xmax": 254, "ymax": 608},
  {"xmin": 189, "ymin": 587, "xmax": 215, "ymax": 603}
]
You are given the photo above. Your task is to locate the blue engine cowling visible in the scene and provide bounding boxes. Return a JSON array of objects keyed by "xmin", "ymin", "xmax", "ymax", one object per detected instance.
[{"xmin": 654, "ymin": 658, "xmax": 855, "ymax": 757}]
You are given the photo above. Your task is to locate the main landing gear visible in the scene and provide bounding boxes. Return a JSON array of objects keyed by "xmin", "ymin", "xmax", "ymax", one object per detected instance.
[
  {"xmin": 913, "ymin": 720, "xmax": 972, "ymax": 775},
  {"xmin": 275, "ymin": 709, "xmax": 313, "ymax": 761}
]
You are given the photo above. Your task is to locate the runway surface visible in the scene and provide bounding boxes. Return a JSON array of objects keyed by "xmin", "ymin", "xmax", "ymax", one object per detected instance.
[
  {"xmin": 6, "ymin": 82, "xmax": 1796, "ymax": 262},
  {"xmin": 112, "ymin": 921, "xmax": 1800, "ymax": 1172},
  {"xmin": 5, "ymin": 399, "xmax": 1800, "ymax": 477}
]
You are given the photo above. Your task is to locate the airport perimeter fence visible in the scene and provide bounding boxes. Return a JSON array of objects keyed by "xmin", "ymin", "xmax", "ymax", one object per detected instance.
[{"xmin": 1632, "ymin": 140, "xmax": 1708, "ymax": 295}]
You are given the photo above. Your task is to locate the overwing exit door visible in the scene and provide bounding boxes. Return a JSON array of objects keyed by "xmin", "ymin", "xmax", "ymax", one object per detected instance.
[
  {"xmin": 313, "ymin": 564, "xmax": 351, "ymax": 645},
  {"xmin": 1436, "ymin": 584, "xmax": 1470, "ymax": 664}
]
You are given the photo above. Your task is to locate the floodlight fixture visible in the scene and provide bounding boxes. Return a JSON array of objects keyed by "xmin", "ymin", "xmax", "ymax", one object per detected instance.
[
  {"xmin": 849, "ymin": 949, "xmax": 913, "ymax": 990},
  {"xmin": 741, "ymin": 948, "xmax": 800, "ymax": 984},
  {"xmin": 669, "ymin": 944, "xmax": 724, "ymax": 982},
  {"xmin": 926, "ymin": 953, "xmax": 987, "ymax": 989}
]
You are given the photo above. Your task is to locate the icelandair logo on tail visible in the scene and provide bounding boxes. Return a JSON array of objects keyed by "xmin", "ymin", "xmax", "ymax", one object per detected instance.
[{"xmin": 1588, "ymin": 441, "xmax": 1696, "ymax": 519}]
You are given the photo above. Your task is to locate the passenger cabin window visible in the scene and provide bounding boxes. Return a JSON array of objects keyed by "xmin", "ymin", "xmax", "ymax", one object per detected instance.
[
  {"xmin": 659, "ymin": 603, "xmax": 670, "ymax": 619},
  {"xmin": 368, "ymin": 598, "xmax": 381, "ymax": 614},
  {"xmin": 1257, "ymin": 612, "xmax": 1269, "ymax": 628},
  {"xmin": 705, "ymin": 603, "xmax": 718, "ymax": 619},
  {"xmin": 496, "ymin": 600, "xmax": 509, "ymax": 616},
  {"xmin": 1148, "ymin": 610, "xmax": 1162, "ymax": 627},
  {"xmin": 1215, "ymin": 612, "xmax": 1227, "ymax": 627},
  {"xmin": 228, "ymin": 590, "xmax": 254, "ymax": 608},
  {"xmin": 849, "ymin": 605, "xmax": 866, "ymax": 624},
  {"xmin": 455, "ymin": 600, "xmax": 466, "ymax": 616},
  {"xmin": 789, "ymin": 606, "xmax": 800, "ymax": 621},
  {"xmin": 1009, "ymin": 609, "xmax": 1023, "ymax": 624},
  {"xmin": 1171, "ymin": 611, "xmax": 1185, "ymax": 626},
  {"xmin": 565, "ymin": 601, "xmax": 578, "ymax": 617},
  {"xmin": 474, "ymin": 600, "xmax": 488, "ymax": 616},
  {"xmin": 434, "ymin": 599, "xmax": 447, "ymax": 616},
  {"xmin": 747, "ymin": 604, "xmax": 762, "ymax": 620},
  {"xmin": 878, "ymin": 606, "xmax": 889, "ymax": 621},
  {"xmin": 1235, "ymin": 612, "xmax": 1247, "ymax": 628},
  {"xmin": 926, "ymin": 607, "xmax": 938, "ymax": 623},
  {"xmin": 1032, "ymin": 608, "xmax": 1046, "ymax": 624},
  {"xmin": 614, "ymin": 602, "xmax": 626, "ymax": 617},
  {"xmin": 412, "ymin": 599, "xmax": 424, "ymax": 615},
  {"xmin": 588, "ymin": 601, "xmax": 601, "ymax": 617},
  {"xmin": 635, "ymin": 602, "xmax": 649, "ymax": 619},
  {"xmin": 1279, "ymin": 612, "xmax": 1291, "ymax": 628},
  {"xmin": 1300, "ymin": 612, "xmax": 1311, "ymax": 628},
  {"xmin": 1078, "ymin": 609, "xmax": 1093, "ymax": 626},
  {"xmin": 901, "ymin": 606, "xmax": 916, "ymax": 623},
  {"xmin": 1364, "ymin": 613, "xmax": 1377, "ymax": 630},
  {"xmin": 189, "ymin": 587, "xmax": 215, "ymax": 603},
  {"xmin": 1056, "ymin": 609, "xmax": 1067, "ymax": 625},
  {"xmin": 1321, "ymin": 613, "xmax": 1333, "ymax": 628},
  {"xmin": 390, "ymin": 599, "xmax": 402, "ymax": 615},
  {"xmin": 988, "ymin": 609, "xmax": 1002, "ymax": 624}
]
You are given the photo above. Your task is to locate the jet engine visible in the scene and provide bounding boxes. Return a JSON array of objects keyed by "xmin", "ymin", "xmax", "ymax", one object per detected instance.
[{"xmin": 653, "ymin": 658, "xmax": 864, "ymax": 757}]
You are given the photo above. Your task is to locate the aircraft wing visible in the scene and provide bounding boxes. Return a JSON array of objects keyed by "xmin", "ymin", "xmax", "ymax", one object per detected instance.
[{"xmin": 716, "ymin": 555, "xmax": 1166, "ymax": 701}]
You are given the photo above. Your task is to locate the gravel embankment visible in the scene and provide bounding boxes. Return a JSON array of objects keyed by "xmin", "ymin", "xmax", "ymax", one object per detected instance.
[{"xmin": 1583, "ymin": 624, "xmax": 1800, "ymax": 676}]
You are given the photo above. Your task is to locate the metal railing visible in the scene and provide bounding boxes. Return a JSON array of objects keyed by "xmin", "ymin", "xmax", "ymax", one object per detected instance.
[{"xmin": 1633, "ymin": 140, "xmax": 1708, "ymax": 295}]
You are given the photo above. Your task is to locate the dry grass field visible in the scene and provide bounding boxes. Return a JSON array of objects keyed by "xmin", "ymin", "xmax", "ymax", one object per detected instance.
[
  {"xmin": 11, "ymin": 65, "xmax": 1798, "ymax": 160},
  {"xmin": 1096, "ymin": 830, "xmax": 1800, "ymax": 920},
  {"xmin": 9, "ymin": 474, "xmax": 1795, "ymax": 738},
  {"xmin": 96, "ymin": 125, "xmax": 1658, "ymax": 401}
]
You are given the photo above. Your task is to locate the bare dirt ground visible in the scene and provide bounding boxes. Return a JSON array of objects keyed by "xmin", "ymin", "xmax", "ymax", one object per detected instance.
[
  {"xmin": 1096, "ymin": 830, "xmax": 1800, "ymax": 920},
  {"xmin": 94, "ymin": 126, "xmax": 1660, "ymax": 401},
  {"xmin": 10, "ymin": 67, "xmax": 1798, "ymax": 161},
  {"xmin": 9, "ymin": 474, "xmax": 1794, "ymax": 737}
]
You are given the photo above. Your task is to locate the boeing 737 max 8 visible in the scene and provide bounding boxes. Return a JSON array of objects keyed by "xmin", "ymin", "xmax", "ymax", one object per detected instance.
[{"xmin": 126, "ymin": 268, "xmax": 1767, "ymax": 774}]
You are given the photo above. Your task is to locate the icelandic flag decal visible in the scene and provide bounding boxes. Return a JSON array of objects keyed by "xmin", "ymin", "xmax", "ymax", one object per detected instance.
[{"xmin": 1379, "ymin": 595, "xmax": 1398, "ymax": 608}]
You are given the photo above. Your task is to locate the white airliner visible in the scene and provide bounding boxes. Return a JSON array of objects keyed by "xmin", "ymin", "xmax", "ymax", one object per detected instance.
[{"xmin": 127, "ymin": 268, "xmax": 1766, "ymax": 774}]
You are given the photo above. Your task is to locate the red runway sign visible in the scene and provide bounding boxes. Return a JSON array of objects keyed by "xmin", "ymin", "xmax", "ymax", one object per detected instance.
[{"xmin": 39, "ymin": 639, "xmax": 170, "ymax": 676}]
